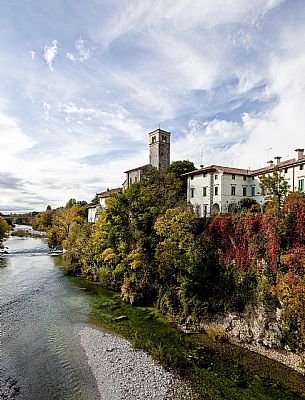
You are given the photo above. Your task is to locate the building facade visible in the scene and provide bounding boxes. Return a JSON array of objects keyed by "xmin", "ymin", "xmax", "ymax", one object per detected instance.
[
  {"xmin": 97, "ymin": 187, "xmax": 122, "ymax": 209},
  {"xmin": 185, "ymin": 148, "xmax": 305, "ymax": 217},
  {"xmin": 123, "ymin": 128, "xmax": 171, "ymax": 189}
]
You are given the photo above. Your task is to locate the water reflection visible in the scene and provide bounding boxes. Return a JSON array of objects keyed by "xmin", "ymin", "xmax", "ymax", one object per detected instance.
[{"xmin": 0, "ymin": 230, "xmax": 99, "ymax": 399}]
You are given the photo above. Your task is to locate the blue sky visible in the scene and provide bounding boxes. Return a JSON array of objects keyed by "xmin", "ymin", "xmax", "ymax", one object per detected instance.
[{"xmin": 1, "ymin": 0, "xmax": 305, "ymax": 211}]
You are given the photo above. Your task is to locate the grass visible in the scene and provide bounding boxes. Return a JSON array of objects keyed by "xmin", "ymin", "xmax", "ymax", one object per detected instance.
[{"xmin": 69, "ymin": 277, "xmax": 305, "ymax": 400}]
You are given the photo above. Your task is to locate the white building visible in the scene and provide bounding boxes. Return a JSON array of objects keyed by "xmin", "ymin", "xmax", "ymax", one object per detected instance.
[
  {"xmin": 97, "ymin": 187, "xmax": 122, "ymax": 209},
  {"xmin": 87, "ymin": 205, "xmax": 100, "ymax": 223},
  {"xmin": 88, "ymin": 187, "xmax": 121, "ymax": 223},
  {"xmin": 184, "ymin": 148, "xmax": 305, "ymax": 217}
]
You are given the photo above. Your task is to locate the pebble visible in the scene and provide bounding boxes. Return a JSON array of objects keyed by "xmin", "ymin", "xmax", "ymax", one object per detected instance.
[{"xmin": 79, "ymin": 326, "xmax": 196, "ymax": 400}]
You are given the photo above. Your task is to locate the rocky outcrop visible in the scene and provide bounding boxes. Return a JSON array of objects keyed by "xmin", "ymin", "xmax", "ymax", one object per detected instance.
[{"xmin": 181, "ymin": 303, "xmax": 305, "ymax": 375}]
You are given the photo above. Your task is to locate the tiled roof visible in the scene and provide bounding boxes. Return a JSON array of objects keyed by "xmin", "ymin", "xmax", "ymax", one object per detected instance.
[
  {"xmin": 124, "ymin": 164, "xmax": 150, "ymax": 173},
  {"xmin": 252, "ymin": 157, "xmax": 305, "ymax": 175},
  {"xmin": 183, "ymin": 165, "xmax": 252, "ymax": 177},
  {"xmin": 97, "ymin": 187, "xmax": 122, "ymax": 198},
  {"xmin": 183, "ymin": 156, "xmax": 305, "ymax": 178}
]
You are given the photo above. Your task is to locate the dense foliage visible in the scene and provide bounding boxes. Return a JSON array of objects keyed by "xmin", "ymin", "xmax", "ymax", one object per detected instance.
[
  {"xmin": 0, "ymin": 215, "xmax": 10, "ymax": 246},
  {"xmin": 35, "ymin": 165, "xmax": 305, "ymax": 352}
]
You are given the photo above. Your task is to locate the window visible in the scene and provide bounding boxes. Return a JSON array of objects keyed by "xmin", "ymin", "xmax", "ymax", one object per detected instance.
[
  {"xmin": 129, "ymin": 177, "xmax": 132, "ymax": 185},
  {"xmin": 284, "ymin": 168, "xmax": 288, "ymax": 174},
  {"xmin": 232, "ymin": 174, "xmax": 235, "ymax": 180},
  {"xmin": 202, "ymin": 187, "xmax": 207, "ymax": 196},
  {"xmin": 203, "ymin": 173, "xmax": 206, "ymax": 177},
  {"xmin": 190, "ymin": 188, "xmax": 195, "ymax": 198},
  {"xmin": 214, "ymin": 186, "xmax": 218, "ymax": 196},
  {"xmin": 134, "ymin": 176, "xmax": 137, "ymax": 183},
  {"xmin": 215, "ymin": 175, "xmax": 218, "ymax": 180},
  {"xmin": 243, "ymin": 187, "xmax": 247, "ymax": 196},
  {"xmin": 300, "ymin": 164, "xmax": 304, "ymax": 171},
  {"xmin": 152, "ymin": 136, "xmax": 156, "ymax": 144},
  {"xmin": 251, "ymin": 186, "xmax": 255, "ymax": 196},
  {"xmin": 231, "ymin": 186, "xmax": 236, "ymax": 196},
  {"xmin": 299, "ymin": 179, "xmax": 304, "ymax": 192},
  {"xmin": 203, "ymin": 205, "xmax": 208, "ymax": 217},
  {"xmin": 243, "ymin": 176, "xmax": 247, "ymax": 181},
  {"xmin": 190, "ymin": 175, "xmax": 194, "ymax": 180},
  {"xmin": 252, "ymin": 176, "xmax": 255, "ymax": 180}
]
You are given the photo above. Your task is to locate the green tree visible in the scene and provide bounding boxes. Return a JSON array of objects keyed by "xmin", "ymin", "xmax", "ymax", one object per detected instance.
[
  {"xmin": 0, "ymin": 216, "xmax": 10, "ymax": 245},
  {"xmin": 259, "ymin": 167, "xmax": 289, "ymax": 210},
  {"xmin": 166, "ymin": 160, "xmax": 195, "ymax": 200},
  {"xmin": 238, "ymin": 197, "xmax": 260, "ymax": 213}
]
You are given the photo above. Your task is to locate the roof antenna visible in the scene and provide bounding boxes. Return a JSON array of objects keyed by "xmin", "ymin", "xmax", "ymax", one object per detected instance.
[
  {"xmin": 266, "ymin": 147, "xmax": 272, "ymax": 160},
  {"xmin": 200, "ymin": 147, "xmax": 204, "ymax": 168}
]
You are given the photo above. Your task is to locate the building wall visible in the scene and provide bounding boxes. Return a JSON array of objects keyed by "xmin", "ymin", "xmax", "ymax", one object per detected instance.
[
  {"xmin": 125, "ymin": 168, "xmax": 143, "ymax": 188},
  {"xmin": 149, "ymin": 129, "xmax": 170, "ymax": 170},
  {"xmin": 187, "ymin": 159, "xmax": 305, "ymax": 217},
  {"xmin": 187, "ymin": 171, "xmax": 263, "ymax": 216},
  {"xmin": 88, "ymin": 207, "xmax": 98, "ymax": 223}
]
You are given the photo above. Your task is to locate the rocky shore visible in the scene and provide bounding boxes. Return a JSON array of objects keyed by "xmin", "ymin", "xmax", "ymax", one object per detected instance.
[{"xmin": 79, "ymin": 326, "xmax": 195, "ymax": 400}]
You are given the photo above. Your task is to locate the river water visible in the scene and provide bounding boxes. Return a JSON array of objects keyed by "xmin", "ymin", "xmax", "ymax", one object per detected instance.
[{"xmin": 0, "ymin": 227, "xmax": 100, "ymax": 400}]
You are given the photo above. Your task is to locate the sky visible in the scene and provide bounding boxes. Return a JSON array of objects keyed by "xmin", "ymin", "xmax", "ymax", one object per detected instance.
[{"xmin": 1, "ymin": 0, "xmax": 305, "ymax": 212}]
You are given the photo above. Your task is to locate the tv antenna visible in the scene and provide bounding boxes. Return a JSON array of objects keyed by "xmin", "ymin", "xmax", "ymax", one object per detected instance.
[
  {"xmin": 200, "ymin": 147, "xmax": 204, "ymax": 166},
  {"xmin": 265, "ymin": 147, "xmax": 272, "ymax": 160}
]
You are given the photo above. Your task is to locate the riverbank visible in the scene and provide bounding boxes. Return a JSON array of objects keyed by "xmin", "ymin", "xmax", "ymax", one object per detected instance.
[
  {"xmin": 70, "ymin": 278, "xmax": 305, "ymax": 400},
  {"xmin": 79, "ymin": 326, "xmax": 194, "ymax": 400}
]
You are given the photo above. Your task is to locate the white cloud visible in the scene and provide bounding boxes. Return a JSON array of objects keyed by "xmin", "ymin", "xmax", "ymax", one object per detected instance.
[
  {"xmin": 43, "ymin": 40, "xmax": 58, "ymax": 71},
  {"xmin": 0, "ymin": 111, "xmax": 36, "ymax": 157},
  {"xmin": 66, "ymin": 39, "xmax": 92, "ymax": 63}
]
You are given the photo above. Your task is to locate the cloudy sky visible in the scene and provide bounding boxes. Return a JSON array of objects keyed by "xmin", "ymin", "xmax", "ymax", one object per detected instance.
[{"xmin": 1, "ymin": 0, "xmax": 305, "ymax": 211}]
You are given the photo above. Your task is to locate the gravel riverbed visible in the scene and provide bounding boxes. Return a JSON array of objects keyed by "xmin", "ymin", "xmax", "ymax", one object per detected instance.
[{"xmin": 79, "ymin": 326, "xmax": 196, "ymax": 400}]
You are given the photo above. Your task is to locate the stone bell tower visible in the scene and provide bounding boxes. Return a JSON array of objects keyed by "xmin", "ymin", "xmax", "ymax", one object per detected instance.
[{"xmin": 148, "ymin": 128, "xmax": 171, "ymax": 170}]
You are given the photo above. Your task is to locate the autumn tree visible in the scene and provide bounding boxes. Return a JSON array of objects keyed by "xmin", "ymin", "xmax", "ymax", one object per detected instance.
[{"xmin": 0, "ymin": 216, "xmax": 10, "ymax": 246}]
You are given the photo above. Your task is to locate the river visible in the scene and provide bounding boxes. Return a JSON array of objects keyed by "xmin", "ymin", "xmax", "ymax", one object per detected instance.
[{"xmin": 0, "ymin": 227, "xmax": 100, "ymax": 400}]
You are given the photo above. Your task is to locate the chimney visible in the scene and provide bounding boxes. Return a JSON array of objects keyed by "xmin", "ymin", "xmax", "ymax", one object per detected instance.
[
  {"xmin": 267, "ymin": 160, "xmax": 274, "ymax": 167},
  {"xmin": 295, "ymin": 148, "xmax": 304, "ymax": 160},
  {"xmin": 274, "ymin": 156, "xmax": 281, "ymax": 166}
]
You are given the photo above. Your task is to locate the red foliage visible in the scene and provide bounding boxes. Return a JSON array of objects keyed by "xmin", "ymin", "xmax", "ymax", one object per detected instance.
[{"xmin": 209, "ymin": 214, "xmax": 264, "ymax": 272}]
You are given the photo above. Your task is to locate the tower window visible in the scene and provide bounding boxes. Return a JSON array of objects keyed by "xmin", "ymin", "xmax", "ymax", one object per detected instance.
[{"xmin": 152, "ymin": 136, "xmax": 156, "ymax": 144}]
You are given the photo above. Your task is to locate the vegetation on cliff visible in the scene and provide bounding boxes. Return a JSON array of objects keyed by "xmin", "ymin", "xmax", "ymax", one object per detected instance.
[{"xmin": 32, "ymin": 166, "xmax": 305, "ymax": 352}]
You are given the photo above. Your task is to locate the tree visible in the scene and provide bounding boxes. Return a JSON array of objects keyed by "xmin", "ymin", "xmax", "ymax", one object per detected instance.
[
  {"xmin": 0, "ymin": 216, "xmax": 10, "ymax": 246},
  {"xmin": 238, "ymin": 197, "xmax": 260, "ymax": 213},
  {"xmin": 259, "ymin": 167, "xmax": 289, "ymax": 209},
  {"xmin": 166, "ymin": 160, "xmax": 195, "ymax": 200},
  {"xmin": 65, "ymin": 198, "xmax": 77, "ymax": 208},
  {"xmin": 90, "ymin": 194, "xmax": 100, "ymax": 205}
]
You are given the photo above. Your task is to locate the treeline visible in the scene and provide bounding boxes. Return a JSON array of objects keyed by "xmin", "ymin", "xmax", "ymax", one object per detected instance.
[{"xmin": 33, "ymin": 165, "xmax": 305, "ymax": 352}]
